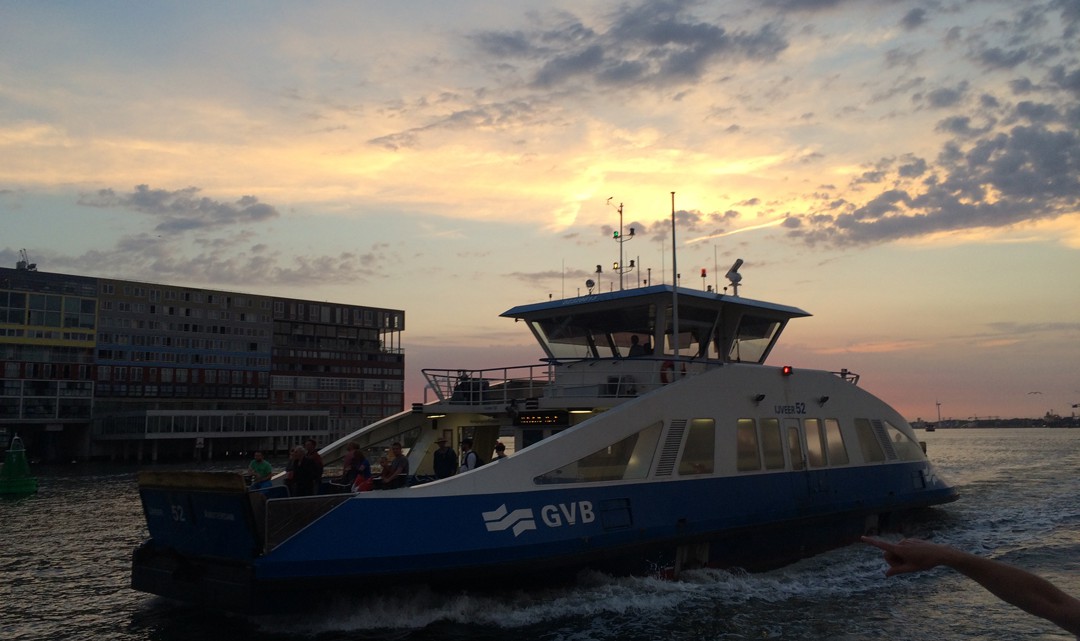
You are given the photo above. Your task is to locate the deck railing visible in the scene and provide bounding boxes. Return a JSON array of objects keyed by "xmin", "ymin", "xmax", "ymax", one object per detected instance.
[{"xmin": 422, "ymin": 364, "xmax": 555, "ymax": 405}]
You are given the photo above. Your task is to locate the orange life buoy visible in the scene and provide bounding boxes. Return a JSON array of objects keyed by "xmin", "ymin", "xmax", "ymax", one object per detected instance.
[{"xmin": 660, "ymin": 360, "xmax": 686, "ymax": 384}]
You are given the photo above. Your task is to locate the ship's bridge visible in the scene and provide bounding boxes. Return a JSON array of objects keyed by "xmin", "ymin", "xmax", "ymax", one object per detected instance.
[{"xmin": 501, "ymin": 285, "xmax": 810, "ymax": 365}]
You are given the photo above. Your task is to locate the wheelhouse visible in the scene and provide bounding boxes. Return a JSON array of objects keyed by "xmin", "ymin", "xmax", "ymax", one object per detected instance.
[{"xmin": 501, "ymin": 285, "xmax": 810, "ymax": 364}]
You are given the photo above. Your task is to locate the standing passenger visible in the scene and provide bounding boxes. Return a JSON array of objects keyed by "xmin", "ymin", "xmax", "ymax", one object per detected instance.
[
  {"xmin": 294, "ymin": 439, "xmax": 323, "ymax": 496},
  {"xmin": 247, "ymin": 451, "xmax": 272, "ymax": 489},
  {"xmin": 493, "ymin": 442, "xmax": 507, "ymax": 460},
  {"xmin": 459, "ymin": 438, "xmax": 481, "ymax": 473},
  {"xmin": 432, "ymin": 437, "xmax": 457, "ymax": 479},
  {"xmin": 342, "ymin": 442, "xmax": 363, "ymax": 485},
  {"xmin": 284, "ymin": 445, "xmax": 306, "ymax": 496}
]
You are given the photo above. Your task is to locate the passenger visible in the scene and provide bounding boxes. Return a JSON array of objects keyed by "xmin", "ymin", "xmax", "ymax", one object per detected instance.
[
  {"xmin": 349, "ymin": 447, "xmax": 374, "ymax": 492},
  {"xmin": 294, "ymin": 439, "xmax": 324, "ymax": 496},
  {"xmin": 627, "ymin": 334, "xmax": 646, "ymax": 357},
  {"xmin": 381, "ymin": 442, "xmax": 409, "ymax": 490},
  {"xmin": 863, "ymin": 536, "xmax": 1080, "ymax": 635},
  {"xmin": 432, "ymin": 437, "xmax": 457, "ymax": 479},
  {"xmin": 284, "ymin": 445, "xmax": 306, "ymax": 496},
  {"xmin": 493, "ymin": 442, "xmax": 507, "ymax": 460},
  {"xmin": 375, "ymin": 456, "xmax": 391, "ymax": 489},
  {"xmin": 247, "ymin": 451, "xmax": 273, "ymax": 489},
  {"xmin": 341, "ymin": 442, "xmax": 364, "ymax": 485},
  {"xmin": 459, "ymin": 437, "xmax": 481, "ymax": 473}
]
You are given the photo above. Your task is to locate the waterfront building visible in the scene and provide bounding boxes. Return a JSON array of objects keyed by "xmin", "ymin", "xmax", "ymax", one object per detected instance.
[{"xmin": 0, "ymin": 263, "xmax": 404, "ymax": 461}]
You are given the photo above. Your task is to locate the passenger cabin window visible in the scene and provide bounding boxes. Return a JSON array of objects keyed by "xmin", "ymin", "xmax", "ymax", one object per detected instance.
[
  {"xmin": 787, "ymin": 426, "xmax": 805, "ymax": 470},
  {"xmin": 804, "ymin": 419, "xmax": 827, "ymax": 468},
  {"xmin": 534, "ymin": 421, "xmax": 663, "ymax": 484},
  {"xmin": 736, "ymin": 419, "xmax": 761, "ymax": 471},
  {"xmin": 728, "ymin": 315, "xmax": 782, "ymax": 363},
  {"xmin": 761, "ymin": 418, "xmax": 785, "ymax": 469},
  {"xmin": 824, "ymin": 418, "xmax": 849, "ymax": 465},
  {"xmin": 854, "ymin": 418, "xmax": 886, "ymax": 462},
  {"xmin": 884, "ymin": 421, "xmax": 926, "ymax": 461},
  {"xmin": 679, "ymin": 419, "xmax": 715, "ymax": 475}
]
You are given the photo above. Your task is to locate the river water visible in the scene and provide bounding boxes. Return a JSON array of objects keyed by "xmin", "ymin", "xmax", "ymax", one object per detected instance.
[{"xmin": 2, "ymin": 428, "xmax": 1079, "ymax": 640}]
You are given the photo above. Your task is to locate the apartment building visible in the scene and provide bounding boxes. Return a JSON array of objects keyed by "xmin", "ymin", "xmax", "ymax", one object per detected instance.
[{"xmin": 0, "ymin": 263, "xmax": 404, "ymax": 461}]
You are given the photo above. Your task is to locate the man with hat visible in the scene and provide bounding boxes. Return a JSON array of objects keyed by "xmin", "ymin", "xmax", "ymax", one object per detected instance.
[{"xmin": 432, "ymin": 436, "xmax": 457, "ymax": 479}]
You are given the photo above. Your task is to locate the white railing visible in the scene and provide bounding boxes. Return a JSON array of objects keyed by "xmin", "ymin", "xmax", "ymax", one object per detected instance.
[{"xmin": 422, "ymin": 364, "xmax": 555, "ymax": 404}]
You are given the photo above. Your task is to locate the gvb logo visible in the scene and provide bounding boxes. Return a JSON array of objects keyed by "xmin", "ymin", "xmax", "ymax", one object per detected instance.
[
  {"xmin": 482, "ymin": 504, "xmax": 537, "ymax": 537},
  {"xmin": 483, "ymin": 501, "xmax": 595, "ymax": 537}
]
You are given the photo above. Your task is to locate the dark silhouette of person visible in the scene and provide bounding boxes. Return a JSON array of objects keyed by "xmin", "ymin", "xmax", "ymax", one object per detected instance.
[{"xmin": 432, "ymin": 437, "xmax": 457, "ymax": 479}]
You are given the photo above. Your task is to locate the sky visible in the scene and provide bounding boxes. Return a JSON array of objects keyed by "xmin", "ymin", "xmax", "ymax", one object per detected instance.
[{"xmin": 2, "ymin": 0, "xmax": 1078, "ymax": 422}]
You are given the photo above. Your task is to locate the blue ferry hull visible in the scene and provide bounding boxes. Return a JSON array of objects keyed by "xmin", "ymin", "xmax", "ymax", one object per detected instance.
[{"xmin": 133, "ymin": 460, "xmax": 955, "ymax": 612}]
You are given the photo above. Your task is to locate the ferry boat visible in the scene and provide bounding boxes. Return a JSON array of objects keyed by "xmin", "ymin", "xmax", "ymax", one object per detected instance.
[{"xmin": 132, "ymin": 270, "xmax": 958, "ymax": 613}]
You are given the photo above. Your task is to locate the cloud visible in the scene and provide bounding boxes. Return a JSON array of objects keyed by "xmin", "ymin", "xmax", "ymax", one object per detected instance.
[
  {"xmin": 77, "ymin": 185, "xmax": 280, "ymax": 234},
  {"xmin": 471, "ymin": 1, "xmax": 788, "ymax": 91},
  {"xmin": 369, "ymin": 99, "xmax": 542, "ymax": 150},
  {"xmin": 785, "ymin": 18, "xmax": 1080, "ymax": 249},
  {"xmin": 899, "ymin": 8, "xmax": 928, "ymax": 31}
]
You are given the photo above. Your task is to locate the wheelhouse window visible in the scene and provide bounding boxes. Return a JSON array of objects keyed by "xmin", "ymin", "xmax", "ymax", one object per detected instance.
[
  {"xmin": 529, "ymin": 304, "xmax": 656, "ymax": 360},
  {"xmin": 678, "ymin": 418, "xmax": 715, "ymax": 475},
  {"xmin": 728, "ymin": 315, "xmax": 783, "ymax": 363},
  {"xmin": 534, "ymin": 421, "xmax": 663, "ymax": 484}
]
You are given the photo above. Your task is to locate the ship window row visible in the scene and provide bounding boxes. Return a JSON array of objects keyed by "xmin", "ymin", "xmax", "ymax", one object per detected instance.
[{"xmin": 534, "ymin": 415, "xmax": 925, "ymax": 484}]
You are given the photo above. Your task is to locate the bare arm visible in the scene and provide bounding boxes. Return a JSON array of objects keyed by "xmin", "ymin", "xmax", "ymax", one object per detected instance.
[{"xmin": 863, "ymin": 536, "xmax": 1080, "ymax": 635}]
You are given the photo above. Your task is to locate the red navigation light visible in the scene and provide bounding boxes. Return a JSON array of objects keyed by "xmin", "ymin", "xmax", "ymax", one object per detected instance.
[{"xmin": 781, "ymin": 365, "xmax": 793, "ymax": 376}]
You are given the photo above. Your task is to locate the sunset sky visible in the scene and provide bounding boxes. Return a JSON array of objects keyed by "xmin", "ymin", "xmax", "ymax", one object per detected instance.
[{"xmin": 2, "ymin": 0, "xmax": 1078, "ymax": 421}]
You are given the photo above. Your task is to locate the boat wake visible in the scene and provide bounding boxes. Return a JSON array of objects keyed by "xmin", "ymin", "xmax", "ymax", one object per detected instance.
[{"xmin": 255, "ymin": 543, "xmax": 893, "ymax": 638}]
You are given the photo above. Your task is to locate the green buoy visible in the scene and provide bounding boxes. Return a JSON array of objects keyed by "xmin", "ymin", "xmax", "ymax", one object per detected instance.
[{"xmin": 0, "ymin": 435, "xmax": 39, "ymax": 496}]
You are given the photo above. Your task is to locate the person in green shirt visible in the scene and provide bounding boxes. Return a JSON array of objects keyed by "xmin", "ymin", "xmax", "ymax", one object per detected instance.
[{"xmin": 247, "ymin": 451, "xmax": 273, "ymax": 489}]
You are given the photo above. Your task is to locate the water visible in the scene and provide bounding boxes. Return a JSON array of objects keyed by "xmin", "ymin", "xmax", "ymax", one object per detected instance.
[{"xmin": 3, "ymin": 428, "xmax": 1079, "ymax": 640}]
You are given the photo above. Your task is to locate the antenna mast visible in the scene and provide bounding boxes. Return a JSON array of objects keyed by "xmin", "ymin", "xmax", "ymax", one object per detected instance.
[{"xmin": 671, "ymin": 192, "xmax": 679, "ymax": 357}]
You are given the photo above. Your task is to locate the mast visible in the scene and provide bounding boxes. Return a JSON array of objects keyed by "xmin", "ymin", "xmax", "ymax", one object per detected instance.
[{"xmin": 671, "ymin": 192, "xmax": 680, "ymax": 358}]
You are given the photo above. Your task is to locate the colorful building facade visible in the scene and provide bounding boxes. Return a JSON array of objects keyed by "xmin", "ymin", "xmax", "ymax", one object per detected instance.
[{"xmin": 0, "ymin": 265, "xmax": 404, "ymax": 461}]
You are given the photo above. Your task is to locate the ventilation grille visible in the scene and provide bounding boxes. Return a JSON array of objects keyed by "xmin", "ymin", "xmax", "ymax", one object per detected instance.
[
  {"xmin": 871, "ymin": 419, "xmax": 898, "ymax": 461},
  {"xmin": 655, "ymin": 419, "xmax": 687, "ymax": 476}
]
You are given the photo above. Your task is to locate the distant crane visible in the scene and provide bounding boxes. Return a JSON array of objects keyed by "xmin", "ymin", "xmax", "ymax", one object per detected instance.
[{"xmin": 16, "ymin": 249, "xmax": 37, "ymax": 271}]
